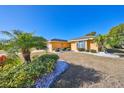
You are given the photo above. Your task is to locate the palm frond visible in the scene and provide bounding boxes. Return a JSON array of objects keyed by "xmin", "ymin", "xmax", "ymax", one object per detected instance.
[
  {"xmin": 12, "ymin": 30, "xmax": 22, "ymax": 36},
  {"xmin": 0, "ymin": 31, "xmax": 14, "ymax": 37}
]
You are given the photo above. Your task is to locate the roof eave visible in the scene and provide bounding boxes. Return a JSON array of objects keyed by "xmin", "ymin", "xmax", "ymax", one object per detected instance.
[
  {"xmin": 68, "ymin": 38, "xmax": 94, "ymax": 42},
  {"xmin": 48, "ymin": 41, "xmax": 68, "ymax": 43}
]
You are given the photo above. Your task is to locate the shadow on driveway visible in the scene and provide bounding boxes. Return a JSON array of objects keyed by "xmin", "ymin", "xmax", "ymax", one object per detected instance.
[{"xmin": 53, "ymin": 63, "xmax": 103, "ymax": 88}]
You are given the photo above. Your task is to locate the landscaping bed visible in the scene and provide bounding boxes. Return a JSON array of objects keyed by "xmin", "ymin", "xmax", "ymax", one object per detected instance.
[
  {"xmin": 0, "ymin": 53, "xmax": 59, "ymax": 88},
  {"xmin": 35, "ymin": 60, "xmax": 69, "ymax": 88}
]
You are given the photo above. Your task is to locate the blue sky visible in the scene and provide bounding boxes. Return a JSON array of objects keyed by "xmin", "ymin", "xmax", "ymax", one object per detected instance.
[{"xmin": 0, "ymin": 5, "xmax": 124, "ymax": 40}]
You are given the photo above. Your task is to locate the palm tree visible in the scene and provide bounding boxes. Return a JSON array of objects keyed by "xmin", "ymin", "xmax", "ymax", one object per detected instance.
[
  {"xmin": 0, "ymin": 30, "xmax": 47, "ymax": 64},
  {"xmin": 95, "ymin": 34, "xmax": 107, "ymax": 52}
]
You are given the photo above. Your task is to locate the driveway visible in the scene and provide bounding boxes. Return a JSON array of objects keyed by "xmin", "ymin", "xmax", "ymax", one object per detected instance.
[{"xmin": 53, "ymin": 52, "xmax": 124, "ymax": 88}]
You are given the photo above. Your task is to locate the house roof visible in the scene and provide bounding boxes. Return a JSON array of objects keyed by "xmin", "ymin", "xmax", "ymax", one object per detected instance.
[
  {"xmin": 69, "ymin": 36, "xmax": 95, "ymax": 42},
  {"xmin": 50, "ymin": 38, "xmax": 68, "ymax": 42}
]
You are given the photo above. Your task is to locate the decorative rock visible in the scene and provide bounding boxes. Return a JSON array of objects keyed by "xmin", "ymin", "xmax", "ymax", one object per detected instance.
[
  {"xmin": 81, "ymin": 51, "xmax": 120, "ymax": 58},
  {"xmin": 96, "ymin": 52, "xmax": 120, "ymax": 58},
  {"xmin": 34, "ymin": 60, "xmax": 69, "ymax": 88}
]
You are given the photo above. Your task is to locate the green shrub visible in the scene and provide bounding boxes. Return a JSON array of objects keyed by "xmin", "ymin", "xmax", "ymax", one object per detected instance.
[
  {"xmin": 35, "ymin": 53, "xmax": 59, "ymax": 62},
  {"xmin": 66, "ymin": 47, "xmax": 71, "ymax": 51},
  {"xmin": 77, "ymin": 48, "xmax": 85, "ymax": 51},
  {"xmin": 0, "ymin": 58, "xmax": 22, "ymax": 74},
  {"xmin": 54, "ymin": 48, "xmax": 60, "ymax": 52},
  {"xmin": 0, "ymin": 54, "xmax": 59, "ymax": 88},
  {"xmin": 85, "ymin": 50, "xmax": 90, "ymax": 52},
  {"xmin": 90, "ymin": 49, "xmax": 97, "ymax": 53},
  {"xmin": 61, "ymin": 48, "xmax": 65, "ymax": 51}
]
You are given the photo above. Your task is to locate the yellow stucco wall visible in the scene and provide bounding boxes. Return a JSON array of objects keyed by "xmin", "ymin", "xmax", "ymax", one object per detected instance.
[
  {"xmin": 88, "ymin": 40, "xmax": 99, "ymax": 52},
  {"xmin": 70, "ymin": 40, "xmax": 99, "ymax": 52},
  {"xmin": 70, "ymin": 42, "xmax": 77, "ymax": 51},
  {"xmin": 87, "ymin": 40, "xmax": 91, "ymax": 50},
  {"xmin": 48, "ymin": 39, "xmax": 99, "ymax": 52},
  {"xmin": 71, "ymin": 41, "xmax": 88, "ymax": 51}
]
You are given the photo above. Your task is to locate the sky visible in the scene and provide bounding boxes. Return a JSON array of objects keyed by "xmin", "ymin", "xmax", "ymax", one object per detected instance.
[{"xmin": 0, "ymin": 5, "xmax": 124, "ymax": 40}]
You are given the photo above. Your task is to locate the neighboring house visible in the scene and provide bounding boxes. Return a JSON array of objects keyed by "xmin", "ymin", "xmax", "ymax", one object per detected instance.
[
  {"xmin": 69, "ymin": 36, "xmax": 99, "ymax": 52},
  {"xmin": 48, "ymin": 36, "xmax": 99, "ymax": 52},
  {"xmin": 48, "ymin": 39, "xmax": 70, "ymax": 52}
]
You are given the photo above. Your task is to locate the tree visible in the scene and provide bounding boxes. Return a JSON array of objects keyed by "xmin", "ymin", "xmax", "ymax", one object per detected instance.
[
  {"xmin": 108, "ymin": 24, "xmax": 124, "ymax": 48},
  {"xmin": 95, "ymin": 34, "xmax": 107, "ymax": 52},
  {"xmin": 0, "ymin": 30, "xmax": 47, "ymax": 63},
  {"xmin": 0, "ymin": 42, "xmax": 2, "ymax": 50},
  {"xmin": 32, "ymin": 36, "xmax": 47, "ymax": 50},
  {"xmin": 85, "ymin": 31, "xmax": 96, "ymax": 36}
]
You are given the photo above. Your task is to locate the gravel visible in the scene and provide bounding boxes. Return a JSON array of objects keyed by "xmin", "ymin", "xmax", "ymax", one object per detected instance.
[{"xmin": 53, "ymin": 52, "xmax": 124, "ymax": 88}]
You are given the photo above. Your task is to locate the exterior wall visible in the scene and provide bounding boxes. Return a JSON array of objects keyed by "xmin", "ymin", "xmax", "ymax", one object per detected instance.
[
  {"xmin": 71, "ymin": 41, "xmax": 88, "ymax": 51},
  {"xmin": 84, "ymin": 41, "xmax": 88, "ymax": 50},
  {"xmin": 51, "ymin": 42, "xmax": 70, "ymax": 49},
  {"xmin": 70, "ymin": 39, "xmax": 99, "ymax": 52},
  {"xmin": 70, "ymin": 42, "xmax": 78, "ymax": 51},
  {"xmin": 89, "ymin": 40, "xmax": 99, "ymax": 52},
  {"xmin": 48, "ymin": 41, "xmax": 70, "ymax": 52},
  {"xmin": 87, "ymin": 40, "xmax": 91, "ymax": 50},
  {"xmin": 48, "ymin": 39, "xmax": 99, "ymax": 52},
  {"xmin": 47, "ymin": 43, "xmax": 53, "ymax": 52}
]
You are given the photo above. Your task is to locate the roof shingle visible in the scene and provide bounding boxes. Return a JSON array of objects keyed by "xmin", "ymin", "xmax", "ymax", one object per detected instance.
[{"xmin": 50, "ymin": 38, "xmax": 67, "ymax": 42}]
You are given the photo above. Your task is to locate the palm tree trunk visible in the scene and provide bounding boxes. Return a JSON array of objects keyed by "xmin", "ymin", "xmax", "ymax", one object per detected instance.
[
  {"xmin": 101, "ymin": 45, "xmax": 106, "ymax": 53},
  {"xmin": 22, "ymin": 49, "xmax": 31, "ymax": 64}
]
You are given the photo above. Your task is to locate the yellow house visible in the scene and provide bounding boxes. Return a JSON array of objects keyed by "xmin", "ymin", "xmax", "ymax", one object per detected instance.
[
  {"xmin": 48, "ymin": 36, "xmax": 99, "ymax": 52},
  {"xmin": 48, "ymin": 39, "xmax": 70, "ymax": 52},
  {"xmin": 69, "ymin": 36, "xmax": 99, "ymax": 52}
]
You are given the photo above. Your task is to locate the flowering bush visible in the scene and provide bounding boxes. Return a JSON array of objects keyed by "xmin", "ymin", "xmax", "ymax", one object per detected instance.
[
  {"xmin": 0, "ymin": 55, "xmax": 7, "ymax": 67},
  {"xmin": 0, "ymin": 55, "xmax": 6, "ymax": 62}
]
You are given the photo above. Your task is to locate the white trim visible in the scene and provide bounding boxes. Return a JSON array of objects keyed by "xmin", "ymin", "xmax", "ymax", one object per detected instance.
[
  {"xmin": 48, "ymin": 41, "xmax": 68, "ymax": 43},
  {"xmin": 68, "ymin": 38, "xmax": 94, "ymax": 42}
]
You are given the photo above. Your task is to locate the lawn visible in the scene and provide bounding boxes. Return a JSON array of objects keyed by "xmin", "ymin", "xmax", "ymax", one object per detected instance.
[{"xmin": 53, "ymin": 52, "xmax": 124, "ymax": 88}]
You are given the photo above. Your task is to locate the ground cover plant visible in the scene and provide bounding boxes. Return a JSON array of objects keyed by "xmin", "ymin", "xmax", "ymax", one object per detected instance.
[{"xmin": 0, "ymin": 54, "xmax": 59, "ymax": 88}]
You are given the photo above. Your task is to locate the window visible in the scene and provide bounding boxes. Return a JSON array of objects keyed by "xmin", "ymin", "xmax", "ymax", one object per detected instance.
[{"xmin": 77, "ymin": 41, "xmax": 85, "ymax": 48}]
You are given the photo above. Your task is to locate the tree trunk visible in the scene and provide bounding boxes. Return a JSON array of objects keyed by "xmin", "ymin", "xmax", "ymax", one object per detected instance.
[
  {"xmin": 22, "ymin": 49, "xmax": 31, "ymax": 64},
  {"xmin": 101, "ymin": 45, "xmax": 106, "ymax": 53}
]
